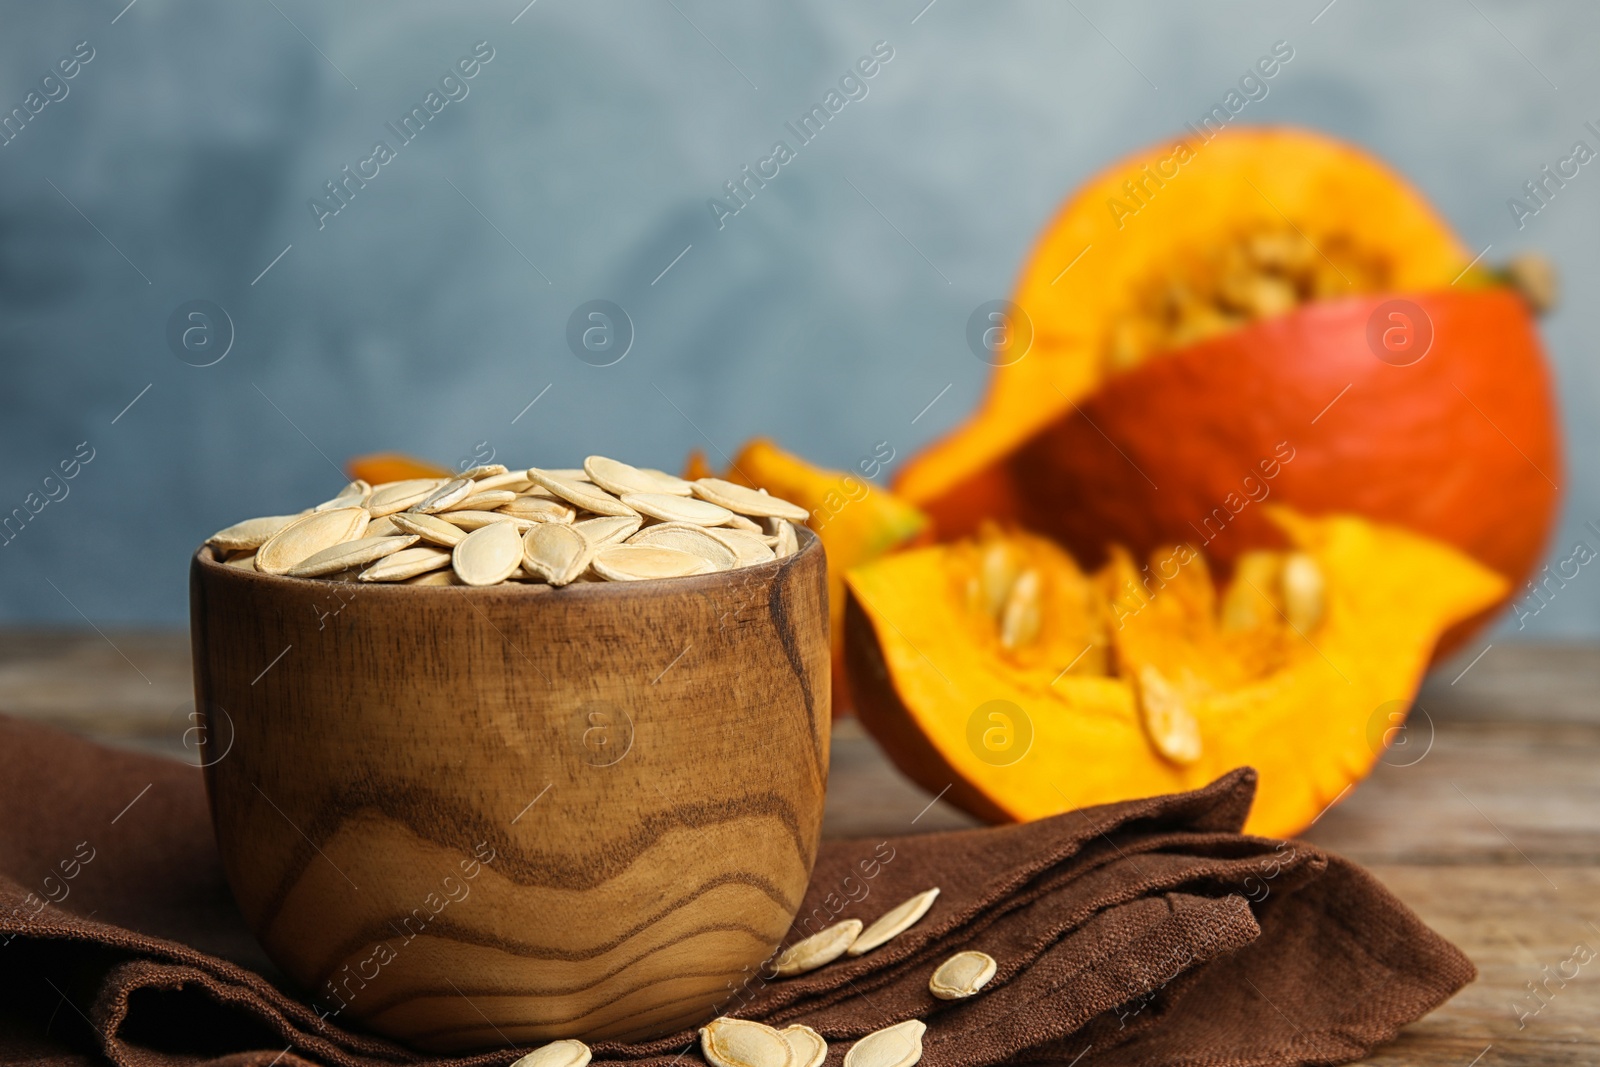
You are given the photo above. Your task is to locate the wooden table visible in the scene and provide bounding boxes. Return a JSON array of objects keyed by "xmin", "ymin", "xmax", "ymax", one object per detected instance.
[{"xmin": 2, "ymin": 630, "xmax": 1595, "ymax": 1065}]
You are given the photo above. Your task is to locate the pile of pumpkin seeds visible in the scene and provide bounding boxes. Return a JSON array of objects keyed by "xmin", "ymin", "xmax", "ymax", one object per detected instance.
[
  {"xmin": 205, "ymin": 457, "xmax": 809, "ymax": 587},
  {"xmin": 507, "ymin": 885, "xmax": 993, "ymax": 1067}
]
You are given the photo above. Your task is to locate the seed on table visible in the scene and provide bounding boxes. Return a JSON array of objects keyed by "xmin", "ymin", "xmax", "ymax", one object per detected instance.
[
  {"xmin": 453, "ymin": 522, "xmax": 524, "ymax": 586},
  {"xmin": 592, "ymin": 544, "xmax": 712, "ymax": 581},
  {"xmin": 843, "ymin": 1020, "xmax": 925, "ymax": 1067},
  {"xmin": 847, "ymin": 888, "xmax": 940, "ymax": 957},
  {"xmin": 692, "ymin": 477, "xmax": 810, "ymax": 522},
  {"xmin": 527, "ymin": 468, "xmax": 638, "ymax": 517},
  {"xmin": 699, "ymin": 1017, "xmax": 793, "ymax": 1067},
  {"xmin": 366, "ymin": 478, "xmax": 447, "ymax": 517},
  {"xmin": 255, "ymin": 508, "xmax": 371, "ymax": 575},
  {"xmin": 508, "ymin": 1038, "xmax": 591, "ymax": 1067},
  {"xmin": 620, "ymin": 492, "xmax": 735, "ymax": 527},
  {"xmin": 523, "ymin": 523, "xmax": 593, "ymax": 586},
  {"xmin": 389, "ymin": 512, "xmax": 467, "ymax": 547},
  {"xmin": 207, "ymin": 515, "xmax": 298, "ymax": 552},
  {"xmin": 359, "ymin": 546, "xmax": 452, "ymax": 582},
  {"xmin": 928, "ymin": 950, "xmax": 997, "ymax": 1000},
  {"xmin": 779, "ymin": 1025, "xmax": 826, "ymax": 1067},
  {"xmin": 771, "ymin": 918, "xmax": 863, "ymax": 977},
  {"xmin": 584, "ymin": 455, "xmax": 693, "ymax": 497},
  {"xmin": 287, "ymin": 534, "xmax": 419, "ymax": 578}
]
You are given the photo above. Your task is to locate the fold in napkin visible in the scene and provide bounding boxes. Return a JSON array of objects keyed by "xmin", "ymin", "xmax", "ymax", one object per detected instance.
[{"xmin": 0, "ymin": 716, "xmax": 1472, "ymax": 1067}]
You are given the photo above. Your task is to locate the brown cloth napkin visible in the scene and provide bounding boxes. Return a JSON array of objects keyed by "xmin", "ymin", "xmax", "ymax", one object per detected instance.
[{"xmin": 0, "ymin": 715, "xmax": 1472, "ymax": 1067}]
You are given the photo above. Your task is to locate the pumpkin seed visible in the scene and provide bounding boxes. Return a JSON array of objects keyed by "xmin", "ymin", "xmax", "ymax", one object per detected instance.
[
  {"xmin": 703, "ymin": 526, "xmax": 777, "ymax": 567},
  {"xmin": 523, "ymin": 523, "xmax": 593, "ymax": 586},
  {"xmin": 412, "ymin": 477, "xmax": 475, "ymax": 514},
  {"xmin": 592, "ymin": 544, "xmax": 712, "ymax": 582},
  {"xmin": 527, "ymin": 468, "xmax": 637, "ymax": 517},
  {"xmin": 509, "ymin": 1038, "xmax": 591, "ymax": 1067},
  {"xmin": 584, "ymin": 455, "xmax": 693, "ymax": 497},
  {"xmin": 313, "ymin": 479, "xmax": 371, "ymax": 512},
  {"xmin": 779, "ymin": 1026, "xmax": 826, "ymax": 1067},
  {"xmin": 626, "ymin": 523, "xmax": 738, "ymax": 570},
  {"xmin": 999, "ymin": 569, "xmax": 1043, "ymax": 650},
  {"xmin": 470, "ymin": 469, "xmax": 535, "ymax": 493},
  {"xmin": 1137, "ymin": 664, "xmax": 1202, "ymax": 765},
  {"xmin": 404, "ymin": 568, "xmax": 460, "ymax": 586},
  {"xmin": 572, "ymin": 514, "xmax": 642, "ymax": 547},
  {"xmin": 389, "ymin": 511, "xmax": 467, "ymax": 547},
  {"xmin": 620, "ymin": 492, "xmax": 735, "ymax": 527},
  {"xmin": 928, "ymin": 950, "xmax": 996, "ymax": 1000},
  {"xmin": 450, "ymin": 489, "xmax": 518, "ymax": 512},
  {"xmin": 771, "ymin": 919, "xmax": 862, "ymax": 977},
  {"xmin": 288, "ymin": 534, "xmax": 419, "ymax": 578},
  {"xmin": 847, "ymin": 888, "xmax": 939, "ymax": 957},
  {"xmin": 773, "ymin": 519, "xmax": 799, "ymax": 559},
  {"xmin": 224, "ymin": 551, "xmax": 258, "ymax": 571},
  {"xmin": 359, "ymin": 546, "xmax": 452, "ymax": 582},
  {"xmin": 842, "ymin": 1020, "xmax": 925, "ymax": 1067},
  {"xmin": 692, "ymin": 477, "xmax": 809, "ymax": 522},
  {"xmin": 255, "ymin": 508, "xmax": 371, "ymax": 575},
  {"xmin": 367, "ymin": 478, "xmax": 446, "ymax": 517},
  {"xmin": 500, "ymin": 496, "xmax": 577, "ymax": 523},
  {"xmin": 1281, "ymin": 552, "xmax": 1325, "ymax": 633},
  {"xmin": 207, "ymin": 514, "xmax": 298, "ymax": 552},
  {"xmin": 442, "ymin": 510, "xmax": 536, "ymax": 531},
  {"xmin": 453, "ymin": 522, "xmax": 525, "ymax": 586},
  {"xmin": 458, "ymin": 464, "xmax": 509, "ymax": 480},
  {"xmin": 699, "ymin": 1017, "xmax": 793, "ymax": 1067},
  {"xmin": 364, "ymin": 515, "xmax": 401, "ymax": 538}
]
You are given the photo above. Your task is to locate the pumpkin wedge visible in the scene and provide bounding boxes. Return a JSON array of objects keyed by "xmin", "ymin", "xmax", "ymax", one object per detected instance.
[
  {"xmin": 845, "ymin": 507, "xmax": 1506, "ymax": 837},
  {"xmin": 895, "ymin": 126, "xmax": 1559, "ymax": 654}
]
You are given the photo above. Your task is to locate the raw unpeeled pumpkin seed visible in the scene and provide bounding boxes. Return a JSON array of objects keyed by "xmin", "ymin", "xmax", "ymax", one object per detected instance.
[
  {"xmin": 627, "ymin": 523, "xmax": 738, "ymax": 570},
  {"xmin": 843, "ymin": 1020, "xmax": 925, "ymax": 1067},
  {"xmin": 779, "ymin": 1026, "xmax": 827, "ymax": 1067},
  {"xmin": 508, "ymin": 1038, "xmax": 591, "ymax": 1067},
  {"xmin": 771, "ymin": 918, "xmax": 862, "ymax": 977},
  {"xmin": 692, "ymin": 477, "xmax": 810, "ymax": 522},
  {"xmin": 699, "ymin": 1017, "xmax": 793, "ymax": 1067},
  {"xmin": 572, "ymin": 515, "xmax": 641, "ymax": 546},
  {"xmin": 388, "ymin": 511, "xmax": 467, "ymax": 547},
  {"xmin": 620, "ymin": 492, "xmax": 735, "ymax": 527},
  {"xmin": 592, "ymin": 544, "xmax": 712, "ymax": 582},
  {"xmin": 928, "ymin": 949, "xmax": 997, "ymax": 999},
  {"xmin": 847, "ymin": 888, "xmax": 939, "ymax": 957},
  {"xmin": 584, "ymin": 455, "xmax": 693, "ymax": 497},
  {"xmin": 523, "ymin": 523, "xmax": 592, "ymax": 586},
  {"xmin": 206, "ymin": 515, "xmax": 298, "ymax": 552},
  {"xmin": 209, "ymin": 455, "xmax": 807, "ymax": 588},
  {"xmin": 359, "ymin": 545, "xmax": 452, "ymax": 582},
  {"xmin": 255, "ymin": 508, "xmax": 371, "ymax": 575},
  {"xmin": 453, "ymin": 522, "xmax": 524, "ymax": 586},
  {"xmin": 527, "ymin": 468, "xmax": 637, "ymax": 517},
  {"xmin": 287, "ymin": 534, "xmax": 419, "ymax": 578},
  {"xmin": 366, "ymin": 479, "xmax": 445, "ymax": 517},
  {"xmin": 1136, "ymin": 664, "xmax": 1202, "ymax": 765}
]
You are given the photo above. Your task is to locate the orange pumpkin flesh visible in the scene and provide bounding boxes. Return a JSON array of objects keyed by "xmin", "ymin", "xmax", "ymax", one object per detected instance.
[
  {"xmin": 846, "ymin": 509, "xmax": 1507, "ymax": 837},
  {"xmin": 895, "ymin": 126, "xmax": 1559, "ymax": 649}
]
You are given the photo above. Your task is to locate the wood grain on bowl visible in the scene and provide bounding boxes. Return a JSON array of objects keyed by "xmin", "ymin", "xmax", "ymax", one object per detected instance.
[{"xmin": 189, "ymin": 533, "xmax": 830, "ymax": 1051}]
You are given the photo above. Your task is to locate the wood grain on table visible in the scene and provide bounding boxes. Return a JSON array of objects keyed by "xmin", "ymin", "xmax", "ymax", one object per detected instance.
[{"xmin": 2, "ymin": 630, "xmax": 1595, "ymax": 1065}]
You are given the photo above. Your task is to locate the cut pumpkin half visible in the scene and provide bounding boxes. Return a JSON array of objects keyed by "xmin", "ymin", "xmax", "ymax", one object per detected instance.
[{"xmin": 845, "ymin": 507, "xmax": 1506, "ymax": 837}]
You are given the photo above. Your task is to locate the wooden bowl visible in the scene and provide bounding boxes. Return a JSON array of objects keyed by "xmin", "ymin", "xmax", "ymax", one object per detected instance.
[{"xmin": 188, "ymin": 532, "xmax": 829, "ymax": 1051}]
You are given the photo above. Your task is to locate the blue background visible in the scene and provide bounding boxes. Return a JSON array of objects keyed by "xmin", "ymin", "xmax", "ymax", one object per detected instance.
[{"xmin": 1, "ymin": 0, "xmax": 1595, "ymax": 634}]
